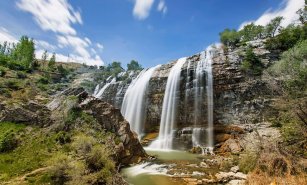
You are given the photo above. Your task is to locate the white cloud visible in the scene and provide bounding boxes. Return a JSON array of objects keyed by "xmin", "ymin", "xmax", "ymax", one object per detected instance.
[
  {"xmin": 17, "ymin": 0, "xmax": 82, "ymax": 35},
  {"xmin": 157, "ymin": 0, "xmax": 167, "ymax": 15},
  {"xmin": 0, "ymin": 27, "xmax": 17, "ymax": 43},
  {"xmin": 133, "ymin": 0, "xmax": 155, "ymax": 20},
  {"xmin": 35, "ymin": 40, "xmax": 57, "ymax": 51},
  {"xmin": 17, "ymin": 0, "xmax": 104, "ymax": 66},
  {"xmin": 239, "ymin": 0, "xmax": 304, "ymax": 29},
  {"xmin": 96, "ymin": 43, "xmax": 104, "ymax": 50}
]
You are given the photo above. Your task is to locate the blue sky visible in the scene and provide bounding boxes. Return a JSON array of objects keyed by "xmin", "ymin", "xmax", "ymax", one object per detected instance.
[{"xmin": 0, "ymin": 0, "xmax": 304, "ymax": 68}]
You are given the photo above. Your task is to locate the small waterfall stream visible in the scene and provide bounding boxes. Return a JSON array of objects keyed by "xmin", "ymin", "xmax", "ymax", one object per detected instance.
[
  {"xmin": 94, "ymin": 78, "xmax": 116, "ymax": 98},
  {"xmin": 149, "ymin": 57, "xmax": 187, "ymax": 150},
  {"xmin": 121, "ymin": 65, "xmax": 160, "ymax": 138}
]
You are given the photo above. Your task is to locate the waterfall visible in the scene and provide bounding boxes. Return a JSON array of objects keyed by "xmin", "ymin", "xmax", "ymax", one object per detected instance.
[
  {"xmin": 121, "ymin": 65, "xmax": 160, "ymax": 138},
  {"xmin": 205, "ymin": 48, "xmax": 214, "ymax": 148},
  {"xmin": 95, "ymin": 78, "xmax": 116, "ymax": 98},
  {"xmin": 149, "ymin": 57, "xmax": 187, "ymax": 150},
  {"xmin": 191, "ymin": 48, "xmax": 214, "ymax": 153},
  {"xmin": 93, "ymin": 84, "xmax": 100, "ymax": 96}
]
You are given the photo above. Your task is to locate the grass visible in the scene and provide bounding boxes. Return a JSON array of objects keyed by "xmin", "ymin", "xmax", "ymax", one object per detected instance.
[{"xmin": 0, "ymin": 123, "xmax": 58, "ymax": 181}]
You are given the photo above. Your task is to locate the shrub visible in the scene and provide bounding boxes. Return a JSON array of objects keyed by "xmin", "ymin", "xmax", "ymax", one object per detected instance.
[
  {"xmin": 239, "ymin": 151, "xmax": 259, "ymax": 173},
  {"xmin": 37, "ymin": 76, "xmax": 49, "ymax": 84},
  {"xmin": 0, "ymin": 131, "xmax": 18, "ymax": 152},
  {"xmin": 16, "ymin": 71, "xmax": 27, "ymax": 79},
  {"xmin": 72, "ymin": 135, "xmax": 96, "ymax": 156},
  {"xmin": 55, "ymin": 131, "xmax": 71, "ymax": 145},
  {"xmin": 4, "ymin": 79, "xmax": 22, "ymax": 90},
  {"xmin": 48, "ymin": 153, "xmax": 72, "ymax": 185},
  {"xmin": 268, "ymin": 39, "xmax": 307, "ymax": 97},
  {"xmin": 241, "ymin": 47, "xmax": 264, "ymax": 75},
  {"xmin": 0, "ymin": 66, "xmax": 7, "ymax": 77},
  {"xmin": 85, "ymin": 145, "xmax": 114, "ymax": 172}
]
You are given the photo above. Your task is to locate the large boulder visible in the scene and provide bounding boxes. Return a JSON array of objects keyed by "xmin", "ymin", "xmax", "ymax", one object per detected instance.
[{"xmin": 80, "ymin": 97, "xmax": 147, "ymax": 165}]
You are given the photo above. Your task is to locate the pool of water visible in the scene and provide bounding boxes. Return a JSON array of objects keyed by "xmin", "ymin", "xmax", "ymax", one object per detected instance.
[{"xmin": 122, "ymin": 149, "xmax": 203, "ymax": 185}]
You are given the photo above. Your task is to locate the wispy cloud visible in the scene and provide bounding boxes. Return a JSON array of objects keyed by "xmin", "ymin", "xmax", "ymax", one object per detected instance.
[
  {"xmin": 133, "ymin": 0, "xmax": 155, "ymax": 20},
  {"xmin": 0, "ymin": 27, "xmax": 17, "ymax": 43},
  {"xmin": 239, "ymin": 0, "xmax": 304, "ymax": 30},
  {"xmin": 157, "ymin": 0, "xmax": 167, "ymax": 15},
  {"xmin": 16, "ymin": 0, "xmax": 104, "ymax": 66}
]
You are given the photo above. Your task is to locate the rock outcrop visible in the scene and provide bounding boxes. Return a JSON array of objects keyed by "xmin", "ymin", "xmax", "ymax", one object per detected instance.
[
  {"xmin": 49, "ymin": 87, "xmax": 147, "ymax": 166},
  {"xmin": 0, "ymin": 101, "xmax": 52, "ymax": 127},
  {"xmin": 80, "ymin": 97, "xmax": 147, "ymax": 165}
]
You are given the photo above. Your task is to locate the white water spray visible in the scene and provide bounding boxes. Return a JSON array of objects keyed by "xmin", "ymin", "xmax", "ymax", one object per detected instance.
[
  {"xmin": 121, "ymin": 66, "xmax": 160, "ymax": 138},
  {"xmin": 149, "ymin": 58, "xmax": 187, "ymax": 150}
]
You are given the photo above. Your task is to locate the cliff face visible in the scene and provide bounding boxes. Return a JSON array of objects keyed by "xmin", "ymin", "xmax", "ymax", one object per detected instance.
[{"xmin": 99, "ymin": 40, "xmax": 278, "ymax": 145}]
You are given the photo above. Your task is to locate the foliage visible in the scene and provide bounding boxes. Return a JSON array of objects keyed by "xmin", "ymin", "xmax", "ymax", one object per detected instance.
[
  {"xmin": 11, "ymin": 36, "xmax": 35, "ymax": 70},
  {"xmin": 127, "ymin": 60, "xmax": 143, "ymax": 71},
  {"xmin": 106, "ymin": 61, "xmax": 124, "ymax": 77},
  {"xmin": 48, "ymin": 53, "xmax": 56, "ymax": 71},
  {"xmin": 268, "ymin": 40, "xmax": 307, "ymax": 97},
  {"xmin": 0, "ymin": 122, "xmax": 25, "ymax": 153},
  {"xmin": 37, "ymin": 76, "xmax": 50, "ymax": 84},
  {"xmin": 241, "ymin": 47, "xmax": 263, "ymax": 75},
  {"xmin": 297, "ymin": 0, "xmax": 307, "ymax": 24},
  {"xmin": 4, "ymin": 79, "xmax": 23, "ymax": 90},
  {"xmin": 239, "ymin": 151, "xmax": 259, "ymax": 173},
  {"xmin": 240, "ymin": 23, "xmax": 265, "ymax": 42},
  {"xmin": 265, "ymin": 24, "xmax": 307, "ymax": 52},
  {"xmin": 0, "ymin": 66, "xmax": 7, "ymax": 77},
  {"xmin": 16, "ymin": 71, "xmax": 27, "ymax": 79},
  {"xmin": 264, "ymin": 16, "xmax": 283, "ymax": 37},
  {"xmin": 219, "ymin": 28, "xmax": 240, "ymax": 47}
]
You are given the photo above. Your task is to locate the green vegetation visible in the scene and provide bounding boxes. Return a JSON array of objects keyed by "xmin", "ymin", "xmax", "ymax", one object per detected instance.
[
  {"xmin": 268, "ymin": 40, "xmax": 307, "ymax": 97},
  {"xmin": 127, "ymin": 60, "xmax": 143, "ymax": 71},
  {"xmin": 241, "ymin": 47, "xmax": 264, "ymax": 76}
]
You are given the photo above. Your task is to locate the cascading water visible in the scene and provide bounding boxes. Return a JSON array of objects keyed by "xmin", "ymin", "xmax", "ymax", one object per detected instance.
[
  {"xmin": 191, "ymin": 48, "xmax": 214, "ymax": 154},
  {"xmin": 149, "ymin": 57, "xmax": 187, "ymax": 150},
  {"xmin": 205, "ymin": 48, "xmax": 214, "ymax": 149},
  {"xmin": 94, "ymin": 78, "xmax": 116, "ymax": 98},
  {"xmin": 121, "ymin": 65, "xmax": 160, "ymax": 138}
]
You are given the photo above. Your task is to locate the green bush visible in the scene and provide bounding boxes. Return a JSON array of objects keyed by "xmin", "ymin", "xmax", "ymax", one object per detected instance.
[
  {"xmin": 4, "ymin": 79, "xmax": 22, "ymax": 90},
  {"xmin": 241, "ymin": 47, "xmax": 264, "ymax": 75},
  {"xmin": 37, "ymin": 76, "xmax": 49, "ymax": 84},
  {"xmin": 16, "ymin": 71, "xmax": 27, "ymax": 79},
  {"xmin": 0, "ymin": 131, "xmax": 18, "ymax": 153},
  {"xmin": 239, "ymin": 151, "xmax": 259, "ymax": 173},
  {"xmin": 0, "ymin": 66, "xmax": 7, "ymax": 77},
  {"xmin": 48, "ymin": 153, "xmax": 71, "ymax": 185},
  {"xmin": 268, "ymin": 39, "xmax": 307, "ymax": 97}
]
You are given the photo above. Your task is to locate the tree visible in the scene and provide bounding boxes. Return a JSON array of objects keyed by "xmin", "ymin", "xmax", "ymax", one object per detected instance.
[
  {"xmin": 297, "ymin": 0, "xmax": 307, "ymax": 24},
  {"xmin": 127, "ymin": 60, "xmax": 143, "ymax": 71},
  {"xmin": 240, "ymin": 23, "xmax": 265, "ymax": 42},
  {"xmin": 11, "ymin": 36, "xmax": 35, "ymax": 69},
  {"xmin": 265, "ymin": 16, "xmax": 284, "ymax": 37},
  {"xmin": 219, "ymin": 29, "xmax": 240, "ymax": 47},
  {"xmin": 41, "ymin": 50, "xmax": 48, "ymax": 62},
  {"xmin": 107, "ymin": 61, "xmax": 124, "ymax": 77},
  {"xmin": 48, "ymin": 53, "xmax": 56, "ymax": 70}
]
